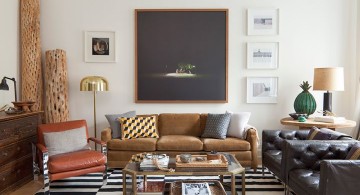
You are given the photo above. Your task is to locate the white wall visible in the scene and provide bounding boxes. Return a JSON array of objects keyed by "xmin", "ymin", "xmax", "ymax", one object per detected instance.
[
  {"xmin": 0, "ymin": 0, "xmax": 19, "ymax": 106},
  {"xmin": 1, "ymin": 0, "xmax": 357, "ymax": 140}
]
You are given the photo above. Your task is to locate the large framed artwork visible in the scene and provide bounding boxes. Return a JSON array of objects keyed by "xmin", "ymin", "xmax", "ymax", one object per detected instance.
[{"xmin": 135, "ymin": 9, "xmax": 228, "ymax": 103}]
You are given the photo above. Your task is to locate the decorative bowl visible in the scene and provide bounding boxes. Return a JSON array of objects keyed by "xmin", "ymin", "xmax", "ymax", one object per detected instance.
[
  {"xmin": 289, "ymin": 113, "xmax": 308, "ymax": 120},
  {"xmin": 12, "ymin": 101, "xmax": 35, "ymax": 112},
  {"xmin": 180, "ymin": 154, "xmax": 192, "ymax": 163}
]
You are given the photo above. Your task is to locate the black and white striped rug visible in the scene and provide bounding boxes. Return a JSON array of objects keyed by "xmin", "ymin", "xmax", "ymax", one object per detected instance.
[{"xmin": 36, "ymin": 167, "xmax": 284, "ymax": 194}]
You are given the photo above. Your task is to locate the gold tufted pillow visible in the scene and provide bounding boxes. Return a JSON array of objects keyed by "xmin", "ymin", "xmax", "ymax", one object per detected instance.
[{"xmin": 119, "ymin": 116, "xmax": 159, "ymax": 140}]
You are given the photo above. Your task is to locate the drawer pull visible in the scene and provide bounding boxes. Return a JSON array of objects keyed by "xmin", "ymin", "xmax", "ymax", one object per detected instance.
[
  {"xmin": 17, "ymin": 170, "xmax": 21, "ymax": 174},
  {"xmin": 2, "ymin": 152, "xmax": 7, "ymax": 156},
  {"xmin": 2, "ymin": 177, "xmax": 5, "ymax": 181},
  {"xmin": 17, "ymin": 147, "xmax": 21, "ymax": 151}
]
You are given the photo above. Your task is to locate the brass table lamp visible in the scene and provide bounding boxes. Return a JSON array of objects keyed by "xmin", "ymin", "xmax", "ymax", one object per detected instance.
[{"xmin": 80, "ymin": 76, "xmax": 109, "ymax": 150}]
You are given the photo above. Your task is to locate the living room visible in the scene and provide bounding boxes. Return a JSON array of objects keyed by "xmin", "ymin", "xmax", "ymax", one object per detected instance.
[{"xmin": 1, "ymin": 0, "xmax": 359, "ymax": 194}]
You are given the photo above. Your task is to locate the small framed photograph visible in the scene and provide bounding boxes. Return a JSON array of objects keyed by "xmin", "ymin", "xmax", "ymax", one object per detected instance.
[
  {"xmin": 247, "ymin": 77, "xmax": 278, "ymax": 103},
  {"xmin": 247, "ymin": 8, "xmax": 279, "ymax": 35},
  {"xmin": 247, "ymin": 42, "xmax": 279, "ymax": 69},
  {"xmin": 84, "ymin": 31, "xmax": 116, "ymax": 62}
]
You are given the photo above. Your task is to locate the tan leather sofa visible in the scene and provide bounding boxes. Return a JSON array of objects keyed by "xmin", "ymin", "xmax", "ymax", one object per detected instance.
[{"xmin": 101, "ymin": 113, "xmax": 258, "ymax": 170}]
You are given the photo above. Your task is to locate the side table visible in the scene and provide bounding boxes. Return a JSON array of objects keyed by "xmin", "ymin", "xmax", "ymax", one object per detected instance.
[{"xmin": 280, "ymin": 117, "xmax": 356, "ymax": 130}]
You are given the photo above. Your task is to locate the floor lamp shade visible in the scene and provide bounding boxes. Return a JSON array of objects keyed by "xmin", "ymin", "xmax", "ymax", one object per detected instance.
[
  {"xmin": 80, "ymin": 76, "xmax": 109, "ymax": 150},
  {"xmin": 80, "ymin": 76, "xmax": 109, "ymax": 92},
  {"xmin": 313, "ymin": 67, "xmax": 344, "ymax": 114}
]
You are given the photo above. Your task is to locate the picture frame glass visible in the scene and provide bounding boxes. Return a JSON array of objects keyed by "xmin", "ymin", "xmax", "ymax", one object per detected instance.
[
  {"xmin": 247, "ymin": 77, "xmax": 278, "ymax": 103},
  {"xmin": 247, "ymin": 42, "xmax": 278, "ymax": 69},
  {"xmin": 84, "ymin": 31, "xmax": 116, "ymax": 62},
  {"xmin": 248, "ymin": 9, "xmax": 278, "ymax": 35}
]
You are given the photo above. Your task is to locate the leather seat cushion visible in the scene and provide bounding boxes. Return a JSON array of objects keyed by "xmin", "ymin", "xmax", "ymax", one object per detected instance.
[
  {"xmin": 288, "ymin": 169, "xmax": 320, "ymax": 195},
  {"xmin": 157, "ymin": 135, "xmax": 203, "ymax": 151},
  {"xmin": 107, "ymin": 138, "xmax": 157, "ymax": 151},
  {"xmin": 202, "ymin": 137, "xmax": 250, "ymax": 151},
  {"xmin": 49, "ymin": 150, "xmax": 106, "ymax": 174}
]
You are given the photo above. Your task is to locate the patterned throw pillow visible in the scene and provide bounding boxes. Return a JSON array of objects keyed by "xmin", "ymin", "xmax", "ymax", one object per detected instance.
[
  {"xmin": 345, "ymin": 143, "xmax": 360, "ymax": 160},
  {"xmin": 105, "ymin": 111, "xmax": 136, "ymax": 138},
  {"xmin": 307, "ymin": 126, "xmax": 334, "ymax": 140},
  {"xmin": 201, "ymin": 113, "xmax": 231, "ymax": 139},
  {"xmin": 119, "ymin": 116, "xmax": 159, "ymax": 140}
]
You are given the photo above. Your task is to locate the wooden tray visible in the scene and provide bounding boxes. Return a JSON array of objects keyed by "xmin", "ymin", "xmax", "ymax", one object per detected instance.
[
  {"xmin": 170, "ymin": 180, "xmax": 226, "ymax": 195},
  {"xmin": 175, "ymin": 154, "xmax": 228, "ymax": 169}
]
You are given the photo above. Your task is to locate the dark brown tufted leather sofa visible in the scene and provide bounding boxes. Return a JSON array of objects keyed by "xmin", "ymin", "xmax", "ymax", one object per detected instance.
[
  {"xmin": 262, "ymin": 129, "xmax": 357, "ymax": 195},
  {"xmin": 285, "ymin": 140, "xmax": 360, "ymax": 195}
]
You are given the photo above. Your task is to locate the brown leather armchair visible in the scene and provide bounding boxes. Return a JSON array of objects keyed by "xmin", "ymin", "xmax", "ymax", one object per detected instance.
[{"xmin": 33, "ymin": 120, "xmax": 107, "ymax": 194}]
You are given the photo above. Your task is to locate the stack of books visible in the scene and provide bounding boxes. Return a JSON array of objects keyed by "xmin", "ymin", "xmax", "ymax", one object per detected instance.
[
  {"xmin": 140, "ymin": 155, "xmax": 169, "ymax": 171},
  {"xmin": 314, "ymin": 116, "xmax": 346, "ymax": 124}
]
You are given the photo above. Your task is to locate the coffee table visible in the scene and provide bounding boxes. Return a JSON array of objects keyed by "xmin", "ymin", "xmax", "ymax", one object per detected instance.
[{"xmin": 122, "ymin": 153, "xmax": 245, "ymax": 195}]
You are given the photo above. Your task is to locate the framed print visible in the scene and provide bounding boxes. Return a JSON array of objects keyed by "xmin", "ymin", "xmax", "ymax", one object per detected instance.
[
  {"xmin": 84, "ymin": 31, "xmax": 116, "ymax": 62},
  {"xmin": 247, "ymin": 77, "xmax": 278, "ymax": 103},
  {"xmin": 135, "ymin": 9, "xmax": 228, "ymax": 103},
  {"xmin": 247, "ymin": 42, "xmax": 279, "ymax": 69},
  {"xmin": 247, "ymin": 9, "xmax": 279, "ymax": 35}
]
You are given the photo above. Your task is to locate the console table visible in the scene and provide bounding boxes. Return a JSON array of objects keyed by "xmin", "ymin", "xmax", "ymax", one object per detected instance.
[
  {"xmin": 0, "ymin": 111, "xmax": 42, "ymax": 194},
  {"xmin": 280, "ymin": 117, "xmax": 356, "ymax": 130}
]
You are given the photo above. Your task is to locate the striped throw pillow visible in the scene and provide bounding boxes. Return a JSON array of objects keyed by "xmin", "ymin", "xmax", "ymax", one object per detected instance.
[
  {"xmin": 119, "ymin": 116, "xmax": 159, "ymax": 140},
  {"xmin": 346, "ymin": 143, "xmax": 360, "ymax": 160},
  {"xmin": 307, "ymin": 126, "xmax": 333, "ymax": 140}
]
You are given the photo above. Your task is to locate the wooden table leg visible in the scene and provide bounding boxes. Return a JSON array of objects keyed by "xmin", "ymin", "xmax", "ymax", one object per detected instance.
[
  {"xmin": 231, "ymin": 174, "xmax": 236, "ymax": 195},
  {"xmin": 242, "ymin": 171, "xmax": 246, "ymax": 195},
  {"xmin": 220, "ymin": 175, "xmax": 224, "ymax": 183},
  {"xmin": 132, "ymin": 173, "xmax": 137, "ymax": 195},
  {"xmin": 122, "ymin": 171, "xmax": 127, "ymax": 195}
]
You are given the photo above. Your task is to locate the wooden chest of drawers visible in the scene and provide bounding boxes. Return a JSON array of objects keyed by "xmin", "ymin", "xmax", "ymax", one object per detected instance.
[{"xmin": 0, "ymin": 111, "xmax": 42, "ymax": 194}]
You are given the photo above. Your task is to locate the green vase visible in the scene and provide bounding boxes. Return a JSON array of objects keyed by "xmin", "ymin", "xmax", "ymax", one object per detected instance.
[{"xmin": 293, "ymin": 81, "xmax": 317, "ymax": 115}]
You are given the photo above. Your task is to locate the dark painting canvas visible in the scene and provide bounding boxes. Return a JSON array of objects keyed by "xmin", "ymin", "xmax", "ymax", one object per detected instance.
[{"xmin": 136, "ymin": 9, "xmax": 228, "ymax": 102}]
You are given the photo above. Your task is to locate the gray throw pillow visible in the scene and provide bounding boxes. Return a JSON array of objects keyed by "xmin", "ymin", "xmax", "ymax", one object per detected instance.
[
  {"xmin": 43, "ymin": 126, "xmax": 90, "ymax": 156},
  {"xmin": 105, "ymin": 111, "xmax": 136, "ymax": 138},
  {"xmin": 202, "ymin": 113, "xmax": 231, "ymax": 139}
]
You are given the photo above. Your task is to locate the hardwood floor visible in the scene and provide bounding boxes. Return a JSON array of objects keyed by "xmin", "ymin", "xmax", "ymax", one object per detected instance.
[{"xmin": 9, "ymin": 176, "xmax": 43, "ymax": 195}]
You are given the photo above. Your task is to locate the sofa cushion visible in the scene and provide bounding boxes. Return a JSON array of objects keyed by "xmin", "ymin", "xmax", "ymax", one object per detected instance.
[
  {"xmin": 43, "ymin": 126, "xmax": 90, "ymax": 156},
  {"xmin": 105, "ymin": 111, "xmax": 136, "ymax": 138},
  {"xmin": 48, "ymin": 150, "xmax": 106, "ymax": 174},
  {"xmin": 345, "ymin": 143, "xmax": 360, "ymax": 160},
  {"xmin": 201, "ymin": 113, "xmax": 231, "ymax": 139},
  {"xmin": 158, "ymin": 113, "xmax": 201, "ymax": 136},
  {"xmin": 157, "ymin": 135, "xmax": 203, "ymax": 151},
  {"xmin": 107, "ymin": 138, "xmax": 157, "ymax": 151},
  {"xmin": 202, "ymin": 137, "xmax": 250, "ymax": 151},
  {"xmin": 119, "ymin": 116, "xmax": 159, "ymax": 140},
  {"xmin": 226, "ymin": 111, "xmax": 251, "ymax": 139}
]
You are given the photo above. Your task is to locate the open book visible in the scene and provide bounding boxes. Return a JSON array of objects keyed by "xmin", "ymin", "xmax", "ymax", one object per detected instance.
[{"xmin": 182, "ymin": 182, "xmax": 211, "ymax": 195}]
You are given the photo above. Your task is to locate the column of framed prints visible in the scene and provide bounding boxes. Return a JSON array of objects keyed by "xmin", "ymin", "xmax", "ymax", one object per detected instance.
[{"xmin": 246, "ymin": 8, "xmax": 279, "ymax": 104}]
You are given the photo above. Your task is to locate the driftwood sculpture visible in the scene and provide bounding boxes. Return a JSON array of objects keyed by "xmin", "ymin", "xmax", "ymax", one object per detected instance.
[
  {"xmin": 45, "ymin": 49, "xmax": 69, "ymax": 123},
  {"xmin": 20, "ymin": 0, "xmax": 43, "ymax": 111}
]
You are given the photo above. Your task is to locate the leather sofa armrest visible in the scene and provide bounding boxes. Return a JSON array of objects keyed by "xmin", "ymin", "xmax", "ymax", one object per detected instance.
[
  {"xmin": 245, "ymin": 127, "xmax": 258, "ymax": 170},
  {"xmin": 319, "ymin": 160, "xmax": 360, "ymax": 195},
  {"xmin": 101, "ymin": 127, "xmax": 112, "ymax": 142},
  {"xmin": 36, "ymin": 143, "xmax": 48, "ymax": 154},
  {"xmin": 284, "ymin": 140, "xmax": 358, "ymax": 184},
  {"xmin": 88, "ymin": 137, "xmax": 107, "ymax": 147}
]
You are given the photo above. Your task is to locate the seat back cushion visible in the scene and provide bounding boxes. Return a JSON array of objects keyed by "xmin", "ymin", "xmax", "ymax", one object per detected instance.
[
  {"xmin": 43, "ymin": 126, "xmax": 90, "ymax": 156},
  {"xmin": 38, "ymin": 120, "xmax": 89, "ymax": 146},
  {"xmin": 158, "ymin": 113, "xmax": 201, "ymax": 136}
]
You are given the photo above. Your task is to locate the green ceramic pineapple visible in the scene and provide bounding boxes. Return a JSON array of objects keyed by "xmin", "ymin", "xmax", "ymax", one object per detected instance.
[{"xmin": 293, "ymin": 81, "xmax": 317, "ymax": 115}]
